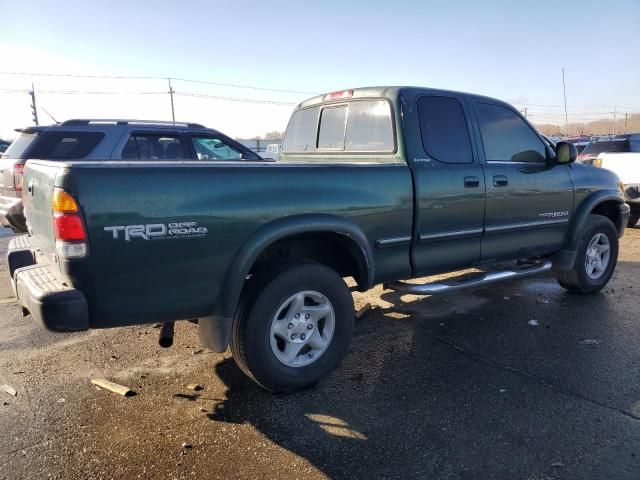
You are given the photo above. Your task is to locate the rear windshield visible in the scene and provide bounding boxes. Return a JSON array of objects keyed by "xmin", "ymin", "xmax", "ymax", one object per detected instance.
[
  {"xmin": 23, "ymin": 131, "xmax": 104, "ymax": 160},
  {"xmin": 581, "ymin": 140, "xmax": 630, "ymax": 156},
  {"xmin": 2, "ymin": 133, "xmax": 38, "ymax": 159},
  {"xmin": 283, "ymin": 99, "xmax": 394, "ymax": 154}
]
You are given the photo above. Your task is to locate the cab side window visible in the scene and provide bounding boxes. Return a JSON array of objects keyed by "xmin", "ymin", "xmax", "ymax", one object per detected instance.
[
  {"xmin": 418, "ymin": 96, "xmax": 473, "ymax": 164},
  {"xmin": 476, "ymin": 103, "xmax": 546, "ymax": 163},
  {"xmin": 122, "ymin": 135, "xmax": 189, "ymax": 160}
]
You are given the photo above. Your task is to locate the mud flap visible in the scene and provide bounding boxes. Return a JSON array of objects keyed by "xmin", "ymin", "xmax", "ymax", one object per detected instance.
[{"xmin": 198, "ymin": 315, "xmax": 232, "ymax": 352}]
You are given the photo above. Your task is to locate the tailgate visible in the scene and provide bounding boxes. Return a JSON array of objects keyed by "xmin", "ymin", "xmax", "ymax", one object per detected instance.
[{"xmin": 23, "ymin": 160, "xmax": 62, "ymax": 258}]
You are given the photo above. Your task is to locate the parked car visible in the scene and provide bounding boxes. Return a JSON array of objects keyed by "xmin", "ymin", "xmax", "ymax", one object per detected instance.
[
  {"xmin": 564, "ymin": 136, "xmax": 591, "ymax": 154},
  {"xmin": 0, "ymin": 120, "xmax": 262, "ymax": 232},
  {"xmin": 590, "ymin": 134, "xmax": 640, "ymax": 226},
  {"xmin": 577, "ymin": 135, "xmax": 640, "ymax": 165},
  {"xmin": 9, "ymin": 87, "xmax": 629, "ymax": 393},
  {"xmin": 0, "ymin": 139, "xmax": 10, "ymax": 154},
  {"xmin": 264, "ymin": 143, "xmax": 281, "ymax": 161}
]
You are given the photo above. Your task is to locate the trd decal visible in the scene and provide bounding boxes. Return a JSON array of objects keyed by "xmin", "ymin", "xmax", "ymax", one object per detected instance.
[{"xmin": 104, "ymin": 222, "xmax": 208, "ymax": 241}]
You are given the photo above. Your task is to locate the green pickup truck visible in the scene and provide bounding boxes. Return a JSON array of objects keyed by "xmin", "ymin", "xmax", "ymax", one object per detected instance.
[{"xmin": 8, "ymin": 87, "xmax": 630, "ymax": 392}]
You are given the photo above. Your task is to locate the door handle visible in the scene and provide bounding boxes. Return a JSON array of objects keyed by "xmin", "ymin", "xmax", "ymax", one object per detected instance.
[
  {"xmin": 464, "ymin": 176, "xmax": 480, "ymax": 188},
  {"xmin": 493, "ymin": 175, "xmax": 508, "ymax": 187}
]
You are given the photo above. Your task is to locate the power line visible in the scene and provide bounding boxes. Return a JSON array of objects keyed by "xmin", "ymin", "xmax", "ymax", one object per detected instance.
[
  {"xmin": 0, "ymin": 71, "xmax": 318, "ymax": 95},
  {"xmin": 0, "ymin": 88, "xmax": 165, "ymax": 95},
  {"xmin": 175, "ymin": 92, "xmax": 297, "ymax": 106},
  {"xmin": 0, "ymin": 87, "xmax": 298, "ymax": 106}
]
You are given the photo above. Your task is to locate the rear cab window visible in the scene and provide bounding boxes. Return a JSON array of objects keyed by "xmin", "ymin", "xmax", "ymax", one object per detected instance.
[{"xmin": 282, "ymin": 99, "xmax": 395, "ymax": 157}]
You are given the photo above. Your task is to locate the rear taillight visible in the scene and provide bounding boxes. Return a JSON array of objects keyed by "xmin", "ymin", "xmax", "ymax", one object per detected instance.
[
  {"xmin": 13, "ymin": 163, "xmax": 24, "ymax": 196},
  {"xmin": 53, "ymin": 213, "xmax": 86, "ymax": 241},
  {"xmin": 52, "ymin": 188, "xmax": 87, "ymax": 258},
  {"xmin": 594, "ymin": 158, "xmax": 603, "ymax": 168}
]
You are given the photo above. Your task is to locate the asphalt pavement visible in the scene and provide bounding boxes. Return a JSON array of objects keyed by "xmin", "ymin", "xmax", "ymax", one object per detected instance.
[{"xmin": 1, "ymin": 226, "xmax": 639, "ymax": 479}]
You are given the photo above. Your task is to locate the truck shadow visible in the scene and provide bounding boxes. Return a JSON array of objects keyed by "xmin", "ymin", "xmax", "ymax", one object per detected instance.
[{"xmin": 206, "ymin": 264, "xmax": 640, "ymax": 479}]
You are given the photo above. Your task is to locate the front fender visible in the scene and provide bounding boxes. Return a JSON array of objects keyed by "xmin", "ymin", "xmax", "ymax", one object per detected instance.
[
  {"xmin": 567, "ymin": 189, "xmax": 625, "ymax": 247},
  {"xmin": 552, "ymin": 189, "xmax": 626, "ymax": 271},
  {"xmin": 213, "ymin": 213, "xmax": 375, "ymax": 320}
]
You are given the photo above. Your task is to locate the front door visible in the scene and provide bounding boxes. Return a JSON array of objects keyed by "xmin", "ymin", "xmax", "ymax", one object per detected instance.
[
  {"xmin": 471, "ymin": 101, "xmax": 574, "ymax": 262},
  {"xmin": 404, "ymin": 92, "xmax": 486, "ymax": 276}
]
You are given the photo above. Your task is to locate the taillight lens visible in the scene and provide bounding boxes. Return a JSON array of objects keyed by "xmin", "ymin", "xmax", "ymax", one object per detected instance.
[
  {"xmin": 52, "ymin": 189, "xmax": 79, "ymax": 213},
  {"xmin": 13, "ymin": 163, "xmax": 24, "ymax": 195},
  {"xmin": 594, "ymin": 158, "xmax": 603, "ymax": 168},
  {"xmin": 53, "ymin": 213, "xmax": 86, "ymax": 241},
  {"xmin": 51, "ymin": 189, "xmax": 88, "ymax": 256}
]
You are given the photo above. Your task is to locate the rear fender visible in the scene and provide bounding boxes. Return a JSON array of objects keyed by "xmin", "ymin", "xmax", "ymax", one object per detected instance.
[{"xmin": 215, "ymin": 214, "xmax": 374, "ymax": 320}]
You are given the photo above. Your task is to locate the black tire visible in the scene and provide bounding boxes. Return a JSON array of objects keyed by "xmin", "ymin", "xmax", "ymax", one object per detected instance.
[
  {"xmin": 556, "ymin": 214, "xmax": 618, "ymax": 294},
  {"xmin": 628, "ymin": 211, "xmax": 640, "ymax": 228},
  {"xmin": 230, "ymin": 262, "xmax": 354, "ymax": 393}
]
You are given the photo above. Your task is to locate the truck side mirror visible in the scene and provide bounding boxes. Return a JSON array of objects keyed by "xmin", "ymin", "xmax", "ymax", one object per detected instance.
[{"xmin": 555, "ymin": 141, "xmax": 577, "ymax": 165}]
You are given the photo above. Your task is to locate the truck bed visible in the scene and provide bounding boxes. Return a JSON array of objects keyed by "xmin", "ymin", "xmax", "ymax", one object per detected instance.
[{"xmin": 22, "ymin": 159, "xmax": 413, "ymax": 329}]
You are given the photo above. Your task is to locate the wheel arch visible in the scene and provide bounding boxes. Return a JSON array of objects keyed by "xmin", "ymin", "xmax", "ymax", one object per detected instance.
[
  {"xmin": 568, "ymin": 190, "xmax": 626, "ymax": 245},
  {"xmin": 213, "ymin": 214, "xmax": 374, "ymax": 320}
]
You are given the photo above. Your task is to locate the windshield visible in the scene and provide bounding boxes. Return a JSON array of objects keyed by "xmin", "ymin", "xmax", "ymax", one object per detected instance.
[
  {"xmin": 2, "ymin": 132, "xmax": 38, "ymax": 159},
  {"xmin": 581, "ymin": 140, "xmax": 630, "ymax": 156}
]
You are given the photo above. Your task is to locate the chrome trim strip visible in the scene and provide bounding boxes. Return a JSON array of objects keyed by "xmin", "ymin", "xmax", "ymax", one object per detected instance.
[
  {"xmin": 486, "ymin": 161, "xmax": 548, "ymax": 165},
  {"xmin": 375, "ymin": 236, "xmax": 412, "ymax": 248},
  {"xmin": 39, "ymin": 160, "xmax": 408, "ymax": 169},
  {"xmin": 419, "ymin": 228, "xmax": 483, "ymax": 242},
  {"xmin": 485, "ymin": 218, "xmax": 569, "ymax": 233}
]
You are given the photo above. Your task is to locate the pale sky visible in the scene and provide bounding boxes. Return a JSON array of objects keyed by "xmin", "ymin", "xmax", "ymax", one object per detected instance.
[{"xmin": 1, "ymin": 0, "xmax": 639, "ymax": 140}]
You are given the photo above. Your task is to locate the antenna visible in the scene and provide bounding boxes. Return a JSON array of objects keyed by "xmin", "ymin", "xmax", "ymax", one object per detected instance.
[
  {"xmin": 41, "ymin": 107, "xmax": 59, "ymax": 124},
  {"xmin": 562, "ymin": 68, "xmax": 568, "ymax": 135},
  {"xmin": 168, "ymin": 78, "xmax": 176, "ymax": 124}
]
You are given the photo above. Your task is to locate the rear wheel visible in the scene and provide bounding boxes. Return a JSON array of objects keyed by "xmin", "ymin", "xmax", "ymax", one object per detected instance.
[
  {"xmin": 628, "ymin": 211, "xmax": 640, "ymax": 228},
  {"xmin": 230, "ymin": 263, "xmax": 354, "ymax": 393},
  {"xmin": 556, "ymin": 214, "xmax": 618, "ymax": 294}
]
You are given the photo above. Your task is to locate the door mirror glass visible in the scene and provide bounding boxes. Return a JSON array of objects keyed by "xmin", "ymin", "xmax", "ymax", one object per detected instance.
[{"xmin": 555, "ymin": 141, "xmax": 577, "ymax": 164}]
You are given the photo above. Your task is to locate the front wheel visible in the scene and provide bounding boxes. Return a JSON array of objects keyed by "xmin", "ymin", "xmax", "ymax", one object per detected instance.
[
  {"xmin": 230, "ymin": 263, "xmax": 354, "ymax": 393},
  {"xmin": 628, "ymin": 211, "xmax": 640, "ymax": 228},
  {"xmin": 556, "ymin": 214, "xmax": 619, "ymax": 294}
]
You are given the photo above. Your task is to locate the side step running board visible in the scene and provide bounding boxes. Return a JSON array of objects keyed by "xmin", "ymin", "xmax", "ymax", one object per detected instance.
[{"xmin": 384, "ymin": 259, "xmax": 552, "ymax": 295}]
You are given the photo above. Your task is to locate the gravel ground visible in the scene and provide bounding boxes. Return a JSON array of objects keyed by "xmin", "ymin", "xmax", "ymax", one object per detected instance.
[{"xmin": 1, "ymin": 226, "xmax": 639, "ymax": 479}]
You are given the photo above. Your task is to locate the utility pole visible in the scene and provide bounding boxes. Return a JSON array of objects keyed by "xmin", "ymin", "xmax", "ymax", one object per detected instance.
[
  {"xmin": 624, "ymin": 113, "xmax": 628, "ymax": 134},
  {"xmin": 562, "ymin": 68, "xmax": 568, "ymax": 136},
  {"xmin": 521, "ymin": 107, "xmax": 528, "ymax": 118},
  {"xmin": 168, "ymin": 78, "xmax": 175, "ymax": 124},
  {"xmin": 613, "ymin": 106, "xmax": 617, "ymax": 135},
  {"xmin": 28, "ymin": 83, "xmax": 39, "ymax": 125}
]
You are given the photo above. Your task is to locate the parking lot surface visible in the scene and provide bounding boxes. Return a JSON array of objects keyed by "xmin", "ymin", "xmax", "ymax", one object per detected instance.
[{"xmin": 1, "ymin": 227, "xmax": 639, "ymax": 479}]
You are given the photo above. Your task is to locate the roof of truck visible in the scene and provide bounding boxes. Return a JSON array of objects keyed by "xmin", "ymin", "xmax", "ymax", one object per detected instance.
[{"xmin": 297, "ymin": 86, "xmax": 512, "ymax": 110}]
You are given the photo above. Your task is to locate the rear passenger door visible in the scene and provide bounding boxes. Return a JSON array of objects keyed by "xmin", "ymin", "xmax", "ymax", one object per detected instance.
[
  {"xmin": 472, "ymin": 102, "xmax": 574, "ymax": 262},
  {"xmin": 405, "ymin": 93, "xmax": 486, "ymax": 275}
]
